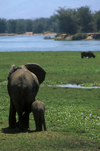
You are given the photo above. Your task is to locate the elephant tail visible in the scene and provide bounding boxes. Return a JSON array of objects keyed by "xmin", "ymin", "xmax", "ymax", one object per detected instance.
[
  {"xmin": 18, "ymin": 86, "xmax": 26, "ymax": 113},
  {"xmin": 21, "ymin": 90, "xmax": 26, "ymax": 113}
]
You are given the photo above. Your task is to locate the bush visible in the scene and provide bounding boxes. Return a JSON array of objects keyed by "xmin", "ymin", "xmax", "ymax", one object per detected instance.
[{"xmin": 72, "ymin": 33, "xmax": 87, "ymax": 40}]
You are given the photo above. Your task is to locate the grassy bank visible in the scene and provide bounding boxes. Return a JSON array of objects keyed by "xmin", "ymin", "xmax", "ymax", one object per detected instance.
[
  {"xmin": 0, "ymin": 51, "xmax": 100, "ymax": 150},
  {"xmin": 0, "ymin": 51, "xmax": 100, "ymax": 85}
]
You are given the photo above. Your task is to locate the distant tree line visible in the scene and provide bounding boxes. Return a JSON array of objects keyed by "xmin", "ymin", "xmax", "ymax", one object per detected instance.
[
  {"xmin": 0, "ymin": 6, "xmax": 100, "ymax": 34},
  {"xmin": 0, "ymin": 16, "xmax": 59, "ymax": 34},
  {"xmin": 56, "ymin": 6, "xmax": 100, "ymax": 34}
]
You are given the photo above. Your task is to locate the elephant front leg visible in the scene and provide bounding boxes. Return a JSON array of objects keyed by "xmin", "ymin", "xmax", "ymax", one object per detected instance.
[{"xmin": 9, "ymin": 100, "xmax": 16, "ymax": 129}]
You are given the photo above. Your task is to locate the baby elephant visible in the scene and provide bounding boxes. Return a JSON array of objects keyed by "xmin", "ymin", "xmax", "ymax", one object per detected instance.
[{"xmin": 31, "ymin": 100, "xmax": 46, "ymax": 131}]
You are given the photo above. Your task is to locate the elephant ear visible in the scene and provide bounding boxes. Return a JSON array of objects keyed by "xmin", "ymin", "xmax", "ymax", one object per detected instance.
[
  {"xmin": 8, "ymin": 64, "xmax": 17, "ymax": 80},
  {"xmin": 25, "ymin": 63, "xmax": 46, "ymax": 84}
]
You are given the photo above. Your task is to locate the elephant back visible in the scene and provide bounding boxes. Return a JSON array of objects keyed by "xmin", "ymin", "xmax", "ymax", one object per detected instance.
[{"xmin": 8, "ymin": 63, "xmax": 46, "ymax": 85}]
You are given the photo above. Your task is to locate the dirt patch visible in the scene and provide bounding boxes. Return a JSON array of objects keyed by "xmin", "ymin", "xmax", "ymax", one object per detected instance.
[
  {"xmin": 85, "ymin": 35, "xmax": 93, "ymax": 40},
  {"xmin": 55, "ymin": 34, "xmax": 72, "ymax": 40}
]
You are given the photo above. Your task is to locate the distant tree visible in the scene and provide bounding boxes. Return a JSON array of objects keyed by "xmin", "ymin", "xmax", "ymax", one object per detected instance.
[
  {"xmin": 16, "ymin": 19, "xmax": 26, "ymax": 34},
  {"xmin": 26, "ymin": 19, "xmax": 33, "ymax": 32},
  {"xmin": 94, "ymin": 11, "xmax": 100, "ymax": 32},
  {"xmin": 7, "ymin": 20, "xmax": 17, "ymax": 33},
  {"xmin": 0, "ymin": 18, "xmax": 6, "ymax": 33},
  {"xmin": 32, "ymin": 18, "xmax": 43, "ymax": 33},
  {"xmin": 49, "ymin": 16, "xmax": 60, "ymax": 32},
  {"xmin": 77, "ymin": 6, "xmax": 95, "ymax": 32},
  {"xmin": 32, "ymin": 16, "xmax": 59, "ymax": 33},
  {"xmin": 32, "ymin": 18, "xmax": 48, "ymax": 33},
  {"xmin": 56, "ymin": 7, "xmax": 78, "ymax": 34},
  {"xmin": 37, "ymin": 23, "xmax": 44, "ymax": 33}
]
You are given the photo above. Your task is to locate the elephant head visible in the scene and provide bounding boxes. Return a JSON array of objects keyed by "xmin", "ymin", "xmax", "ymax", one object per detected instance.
[{"xmin": 8, "ymin": 63, "xmax": 46, "ymax": 84}]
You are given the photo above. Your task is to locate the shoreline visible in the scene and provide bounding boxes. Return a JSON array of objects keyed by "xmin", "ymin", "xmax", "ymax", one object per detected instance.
[
  {"xmin": 55, "ymin": 33, "xmax": 100, "ymax": 40},
  {"xmin": 0, "ymin": 32, "xmax": 100, "ymax": 40},
  {"xmin": 0, "ymin": 32, "xmax": 57, "ymax": 36}
]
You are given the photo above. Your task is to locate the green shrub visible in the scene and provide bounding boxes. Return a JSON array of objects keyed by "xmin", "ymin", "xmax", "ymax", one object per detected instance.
[{"xmin": 72, "ymin": 33, "xmax": 87, "ymax": 40}]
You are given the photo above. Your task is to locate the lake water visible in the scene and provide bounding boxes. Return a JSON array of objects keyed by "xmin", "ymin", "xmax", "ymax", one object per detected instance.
[
  {"xmin": 0, "ymin": 35, "xmax": 100, "ymax": 52},
  {"xmin": 48, "ymin": 84, "xmax": 100, "ymax": 89}
]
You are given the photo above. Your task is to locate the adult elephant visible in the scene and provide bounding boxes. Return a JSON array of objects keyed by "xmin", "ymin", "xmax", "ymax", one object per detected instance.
[{"xmin": 7, "ymin": 63, "xmax": 46, "ymax": 131}]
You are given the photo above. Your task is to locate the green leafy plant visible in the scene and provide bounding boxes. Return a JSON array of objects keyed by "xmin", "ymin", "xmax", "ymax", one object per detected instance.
[{"xmin": 72, "ymin": 33, "xmax": 88, "ymax": 40}]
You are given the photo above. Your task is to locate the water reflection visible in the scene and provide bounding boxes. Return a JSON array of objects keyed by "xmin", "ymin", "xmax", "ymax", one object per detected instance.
[{"xmin": 48, "ymin": 84, "xmax": 100, "ymax": 89}]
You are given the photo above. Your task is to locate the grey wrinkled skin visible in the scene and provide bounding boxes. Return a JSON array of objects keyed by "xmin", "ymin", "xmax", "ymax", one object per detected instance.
[
  {"xmin": 7, "ymin": 63, "xmax": 46, "ymax": 132},
  {"xmin": 31, "ymin": 100, "xmax": 46, "ymax": 131}
]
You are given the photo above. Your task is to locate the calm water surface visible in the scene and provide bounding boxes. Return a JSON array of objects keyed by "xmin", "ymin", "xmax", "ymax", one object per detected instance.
[
  {"xmin": 49, "ymin": 84, "xmax": 100, "ymax": 89},
  {"xmin": 0, "ymin": 35, "xmax": 100, "ymax": 52}
]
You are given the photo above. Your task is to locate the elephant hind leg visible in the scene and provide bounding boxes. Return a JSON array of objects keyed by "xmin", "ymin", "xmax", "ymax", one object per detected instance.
[
  {"xmin": 17, "ymin": 112, "xmax": 24, "ymax": 132},
  {"xmin": 9, "ymin": 99, "xmax": 16, "ymax": 129},
  {"xmin": 35, "ymin": 121, "xmax": 39, "ymax": 131},
  {"xmin": 35, "ymin": 119, "xmax": 42, "ymax": 131},
  {"xmin": 22, "ymin": 112, "xmax": 29, "ymax": 129},
  {"xmin": 39, "ymin": 122, "xmax": 42, "ymax": 131},
  {"xmin": 43, "ymin": 115, "xmax": 46, "ymax": 131},
  {"xmin": 43, "ymin": 121, "xmax": 46, "ymax": 131}
]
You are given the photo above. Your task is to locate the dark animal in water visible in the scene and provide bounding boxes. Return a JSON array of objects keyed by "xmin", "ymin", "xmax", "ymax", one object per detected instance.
[{"xmin": 81, "ymin": 51, "xmax": 96, "ymax": 58}]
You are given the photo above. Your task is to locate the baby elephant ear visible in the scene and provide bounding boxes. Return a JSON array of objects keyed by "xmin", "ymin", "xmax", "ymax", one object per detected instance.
[
  {"xmin": 25, "ymin": 63, "xmax": 46, "ymax": 84},
  {"xmin": 8, "ymin": 64, "xmax": 17, "ymax": 80}
]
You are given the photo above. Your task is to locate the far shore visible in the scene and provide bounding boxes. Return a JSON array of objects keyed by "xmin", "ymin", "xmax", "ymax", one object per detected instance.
[
  {"xmin": 0, "ymin": 32, "xmax": 57, "ymax": 36},
  {"xmin": 55, "ymin": 33, "xmax": 100, "ymax": 40},
  {"xmin": 1, "ymin": 32, "xmax": 100, "ymax": 40}
]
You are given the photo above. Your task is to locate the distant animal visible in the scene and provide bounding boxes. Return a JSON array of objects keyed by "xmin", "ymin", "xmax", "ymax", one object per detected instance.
[
  {"xmin": 81, "ymin": 51, "xmax": 96, "ymax": 58},
  {"xmin": 31, "ymin": 100, "xmax": 46, "ymax": 131}
]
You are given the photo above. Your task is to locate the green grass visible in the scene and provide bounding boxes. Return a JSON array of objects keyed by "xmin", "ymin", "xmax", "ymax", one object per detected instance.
[
  {"xmin": 0, "ymin": 51, "xmax": 100, "ymax": 150},
  {"xmin": 0, "ymin": 51, "xmax": 100, "ymax": 85}
]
